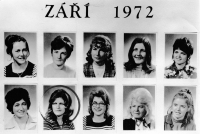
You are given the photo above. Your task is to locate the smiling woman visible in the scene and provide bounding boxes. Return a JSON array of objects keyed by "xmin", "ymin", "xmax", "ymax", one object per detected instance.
[
  {"xmin": 124, "ymin": 37, "xmax": 155, "ymax": 78},
  {"xmin": 164, "ymin": 36, "xmax": 197, "ymax": 79},
  {"xmin": 164, "ymin": 89, "xmax": 195, "ymax": 130},
  {"xmin": 4, "ymin": 34, "xmax": 37, "ymax": 78},
  {"xmin": 5, "ymin": 88, "xmax": 36, "ymax": 130},
  {"xmin": 83, "ymin": 87, "xmax": 115, "ymax": 130}
]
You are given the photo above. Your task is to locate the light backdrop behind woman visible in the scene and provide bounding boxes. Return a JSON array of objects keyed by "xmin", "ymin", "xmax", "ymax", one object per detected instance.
[
  {"xmin": 44, "ymin": 89, "xmax": 75, "ymax": 130},
  {"xmin": 124, "ymin": 37, "xmax": 155, "ymax": 78},
  {"xmin": 165, "ymin": 36, "xmax": 197, "ymax": 79},
  {"xmin": 83, "ymin": 87, "xmax": 115, "ymax": 130},
  {"xmin": 4, "ymin": 34, "xmax": 37, "ymax": 78},
  {"xmin": 164, "ymin": 89, "xmax": 195, "ymax": 130},
  {"xmin": 123, "ymin": 88, "xmax": 155, "ymax": 130},
  {"xmin": 5, "ymin": 88, "xmax": 37, "ymax": 130}
]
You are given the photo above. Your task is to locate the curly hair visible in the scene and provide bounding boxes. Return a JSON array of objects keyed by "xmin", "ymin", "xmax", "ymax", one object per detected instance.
[
  {"xmin": 126, "ymin": 88, "xmax": 153, "ymax": 121},
  {"xmin": 167, "ymin": 89, "xmax": 194, "ymax": 126},
  {"xmin": 51, "ymin": 35, "xmax": 74, "ymax": 59},
  {"xmin": 172, "ymin": 37, "xmax": 193, "ymax": 65},
  {"xmin": 45, "ymin": 89, "xmax": 74, "ymax": 123},
  {"xmin": 5, "ymin": 88, "xmax": 31, "ymax": 114},
  {"xmin": 124, "ymin": 37, "xmax": 154, "ymax": 74},
  {"xmin": 88, "ymin": 87, "xmax": 110, "ymax": 119},
  {"xmin": 85, "ymin": 35, "xmax": 115, "ymax": 70},
  {"xmin": 5, "ymin": 35, "xmax": 30, "ymax": 58}
]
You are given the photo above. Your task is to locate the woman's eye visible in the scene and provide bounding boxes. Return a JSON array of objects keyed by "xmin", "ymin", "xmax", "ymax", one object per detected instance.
[
  {"xmin": 141, "ymin": 49, "xmax": 146, "ymax": 52},
  {"xmin": 22, "ymin": 102, "xmax": 27, "ymax": 106},
  {"xmin": 133, "ymin": 48, "xmax": 138, "ymax": 51},
  {"xmin": 139, "ymin": 105, "xmax": 144, "ymax": 108},
  {"xmin": 16, "ymin": 50, "xmax": 20, "ymax": 52},
  {"xmin": 181, "ymin": 52, "xmax": 186, "ymax": 55},
  {"xmin": 61, "ymin": 52, "xmax": 67, "ymax": 56}
]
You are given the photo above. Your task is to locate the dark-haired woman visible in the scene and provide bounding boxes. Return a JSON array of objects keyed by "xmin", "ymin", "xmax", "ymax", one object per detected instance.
[
  {"xmin": 83, "ymin": 35, "xmax": 115, "ymax": 78},
  {"xmin": 4, "ymin": 35, "xmax": 37, "ymax": 78},
  {"xmin": 165, "ymin": 37, "xmax": 196, "ymax": 79},
  {"xmin": 44, "ymin": 89, "xmax": 74, "ymax": 130},
  {"xmin": 83, "ymin": 87, "xmax": 115, "ymax": 130},
  {"xmin": 44, "ymin": 35, "xmax": 75, "ymax": 78},
  {"xmin": 5, "ymin": 88, "xmax": 36, "ymax": 130},
  {"xmin": 124, "ymin": 37, "xmax": 155, "ymax": 78}
]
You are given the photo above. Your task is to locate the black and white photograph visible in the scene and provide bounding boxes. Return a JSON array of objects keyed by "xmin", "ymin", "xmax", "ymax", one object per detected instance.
[
  {"xmin": 164, "ymin": 86, "xmax": 196, "ymax": 130},
  {"xmin": 44, "ymin": 33, "xmax": 76, "ymax": 78},
  {"xmin": 4, "ymin": 32, "xmax": 37, "ymax": 78},
  {"xmin": 83, "ymin": 86, "xmax": 115, "ymax": 130},
  {"xmin": 42, "ymin": 85, "xmax": 79, "ymax": 130},
  {"xmin": 4, "ymin": 85, "xmax": 37, "ymax": 130},
  {"xmin": 123, "ymin": 86, "xmax": 155, "ymax": 130},
  {"xmin": 164, "ymin": 34, "xmax": 197, "ymax": 79},
  {"xmin": 124, "ymin": 33, "xmax": 156, "ymax": 78},
  {"xmin": 83, "ymin": 33, "xmax": 116, "ymax": 78}
]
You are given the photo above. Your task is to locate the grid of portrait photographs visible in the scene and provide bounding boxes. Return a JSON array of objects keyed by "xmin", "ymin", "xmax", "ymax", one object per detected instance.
[{"xmin": 1, "ymin": 31, "xmax": 198, "ymax": 134}]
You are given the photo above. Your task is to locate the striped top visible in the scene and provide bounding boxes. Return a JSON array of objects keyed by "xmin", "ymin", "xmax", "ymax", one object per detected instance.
[
  {"xmin": 44, "ymin": 119, "xmax": 74, "ymax": 130},
  {"xmin": 83, "ymin": 115, "xmax": 115, "ymax": 130}
]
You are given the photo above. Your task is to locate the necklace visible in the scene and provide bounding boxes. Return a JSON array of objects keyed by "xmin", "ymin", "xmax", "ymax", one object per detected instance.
[{"xmin": 17, "ymin": 71, "xmax": 25, "ymax": 77}]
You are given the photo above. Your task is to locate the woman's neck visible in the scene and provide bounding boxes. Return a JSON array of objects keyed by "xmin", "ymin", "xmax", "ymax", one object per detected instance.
[
  {"xmin": 12, "ymin": 61, "xmax": 28, "ymax": 73},
  {"xmin": 93, "ymin": 114, "xmax": 105, "ymax": 123},
  {"xmin": 52, "ymin": 63, "xmax": 64, "ymax": 70},
  {"xmin": 135, "ymin": 64, "xmax": 143, "ymax": 70},
  {"xmin": 14, "ymin": 114, "xmax": 29, "ymax": 129},
  {"xmin": 56, "ymin": 115, "xmax": 63, "ymax": 125},
  {"xmin": 175, "ymin": 62, "xmax": 186, "ymax": 70}
]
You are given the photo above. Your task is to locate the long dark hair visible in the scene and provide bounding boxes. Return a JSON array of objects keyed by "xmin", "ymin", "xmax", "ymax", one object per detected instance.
[
  {"xmin": 45, "ymin": 89, "xmax": 74, "ymax": 124},
  {"xmin": 124, "ymin": 37, "xmax": 153, "ymax": 74}
]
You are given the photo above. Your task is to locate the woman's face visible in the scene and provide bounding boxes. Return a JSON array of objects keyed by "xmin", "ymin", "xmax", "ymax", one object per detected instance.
[
  {"xmin": 130, "ymin": 100, "xmax": 146, "ymax": 119},
  {"xmin": 52, "ymin": 97, "xmax": 66, "ymax": 117},
  {"xmin": 132, "ymin": 43, "xmax": 146, "ymax": 65},
  {"xmin": 52, "ymin": 47, "xmax": 68, "ymax": 67},
  {"xmin": 13, "ymin": 99, "xmax": 28, "ymax": 118},
  {"xmin": 12, "ymin": 41, "xmax": 29, "ymax": 65},
  {"xmin": 173, "ymin": 48, "xmax": 188, "ymax": 65},
  {"xmin": 172, "ymin": 98, "xmax": 189, "ymax": 120},
  {"xmin": 91, "ymin": 44, "xmax": 107, "ymax": 64},
  {"xmin": 92, "ymin": 96, "xmax": 106, "ymax": 117}
]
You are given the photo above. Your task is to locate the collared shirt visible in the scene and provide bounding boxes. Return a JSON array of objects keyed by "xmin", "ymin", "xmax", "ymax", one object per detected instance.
[
  {"xmin": 164, "ymin": 113, "xmax": 196, "ymax": 130},
  {"xmin": 5, "ymin": 115, "xmax": 37, "ymax": 130},
  {"xmin": 83, "ymin": 62, "xmax": 115, "ymax": 78},
  {"xmin": 123, "ymin": 118, "xmax": 154, "ymax": 130}
]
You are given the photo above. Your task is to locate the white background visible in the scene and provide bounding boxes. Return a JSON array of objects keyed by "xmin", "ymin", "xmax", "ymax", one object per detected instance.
[{"xmin": 0, "ymin": 0, "xmax": 199, "ymax": 134}]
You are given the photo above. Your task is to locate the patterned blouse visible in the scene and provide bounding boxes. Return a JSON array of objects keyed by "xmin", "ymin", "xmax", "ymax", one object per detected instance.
[
  {"xmin": 164, "ymin": 63, "xmax": 196, "ymax": 79},
  {"xmin": 4, "ymin": 61, "xmax": 37, "ymax": 78},
  {"xmin": 83, "ymin": 115, "xmax": 115, "ymax": 130},
  {"xmin": 83, "ymin": 63, "xmax": 115, "ymax": 78},
  {"xmin": 43, "ymin": 118, "xmax": 74, "ymax": 130}
]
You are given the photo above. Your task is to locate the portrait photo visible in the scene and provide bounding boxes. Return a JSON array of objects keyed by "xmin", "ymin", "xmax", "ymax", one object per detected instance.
[
  {"xmin": 83, "ymin": 33, "xmax": 116, "ymax": 78},
  {"xmin": 4, "ymin": 32, "xmax": 37, "ymax": 78},
  {"xmin": 4, "ymin": 85, "xmax": 37, "ymax": 130},
  {"xmin": 124, "ymin": 33, "xmax": 156, "ymax": 78},
  {"xmin": 164, "ymin": 33, "xmax": 197, "ymax": 79},
  {"xmin": 164, "ymin": 86, "xmax": 196, "ymax": 130},
  {"xmin": 123, "ymin": 86, "xmax": 155, "ymax": 130},
  {"xmin": 44, "ymin": 33, "xmax": 76, "ymax": 78},
  {"xmin": 83, "ymin": 86, "xmax": 115, "ymax": 130},
  {"xmin": 42, "ymin": 85, "xmax": 80, "ymax": 130}
]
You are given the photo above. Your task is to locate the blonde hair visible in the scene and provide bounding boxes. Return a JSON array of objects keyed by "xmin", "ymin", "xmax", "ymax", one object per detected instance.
[{"xmin": 126, "ymin": 88, "xmax": 153, "ymax": 121}]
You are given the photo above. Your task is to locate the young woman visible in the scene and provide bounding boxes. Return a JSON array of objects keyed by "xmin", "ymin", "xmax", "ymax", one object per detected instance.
[
  {"xmin": 83, "ymin": 87, "xmax": 115, "ymax": 130},
  {"xmin": 124, "ymin": 37, "xmax": 155, "ymax": 78},
  {"xmin": 123, "ymin": 88, "xmax": 155, "ymax": 130},
  {"xmin": 44, "ymin": 89, "xmax": 74, "ymax": 130},
  {"xmin": 83, "ymin": 35, "xmax": 115, "ymax": 78},
  {"xmin": 4, "ymin": 35, "xmax": 37, "ymax": 78},
  {"xmin": 165, "ymin": 37, "xmax": 196, "ymax": 79},
  {"xmin": 164, "ymin": 89, "xmax": 195, "ymax": 130},
  {"xmin": 44, "ymin": 35, "xmax": 75, "ymax": 78},
  {"xmin": 5, "ymin": 88, "xmax": 36, "ymax": 130}
]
